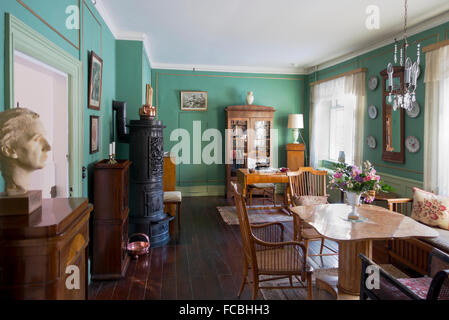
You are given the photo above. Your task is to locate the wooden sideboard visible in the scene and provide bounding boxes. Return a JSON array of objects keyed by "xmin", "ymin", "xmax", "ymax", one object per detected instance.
[
  {"xmin": 0, "ymin": 198, "xmax": 92, "ymax": 300},
  {"xmin": 286, "ymin": 143, "xmax": 305, "ymax": 171},
  {"xmin": 92, "ymin": 159, "xmax": 131, "ymax": 280}
]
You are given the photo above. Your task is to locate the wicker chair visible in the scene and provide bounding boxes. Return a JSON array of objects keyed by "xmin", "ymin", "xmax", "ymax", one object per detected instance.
[
  {"xmin": 231, "ymin": 182, "xmax": 313, "ymax": 300},
  {"xmin": 360, "ymin": 248, "xmax": 449, "ymax": 300},
  {"xmin": 287, "ymin": 168, "xmax": 338, "ymax": 260}
]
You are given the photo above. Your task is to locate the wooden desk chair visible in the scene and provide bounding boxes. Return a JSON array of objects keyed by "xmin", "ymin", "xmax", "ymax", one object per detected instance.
[
  {"xmin": 287, "ymin": 168, "xmax": 338, "ymax": 260},
  {"xmin": 163, "ymin": 191, "xmax": 182, "ymax": 239},
  {"xmin": 231, "ymin": 182, "xmax": 313, "ymax": 300},
  {"xmin": 360, "ymin": 248, "xmax": 449, "ymax": 300},
  {"xmin": 247, "ymin": 183, "xmax": 276, "ymax": 207}
]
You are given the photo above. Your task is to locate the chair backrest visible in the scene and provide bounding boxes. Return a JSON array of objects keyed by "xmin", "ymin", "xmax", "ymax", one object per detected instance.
[
  {"xmin": 387, "ymin": 199, "xmax": 413, "ymax": 217},
  {"xmin": 426, "ymin": 248, "xmax": 449, "ymax": 300},
  {"xmin": 231, "ymin": 182, "xmax": 257, "ymax": 271},
  {"xmin": 428, "ymin": 248, "xmax": 449, "ymax": 277},
  {"xmin": 287, "ymin": 167, "xmax": 328, "ymax": 199}
]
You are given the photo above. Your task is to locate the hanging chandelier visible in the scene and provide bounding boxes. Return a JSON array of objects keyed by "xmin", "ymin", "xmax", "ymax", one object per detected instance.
[{"xmin": 386, "ymin": 0, "xmax": 421, "ymax": 112}]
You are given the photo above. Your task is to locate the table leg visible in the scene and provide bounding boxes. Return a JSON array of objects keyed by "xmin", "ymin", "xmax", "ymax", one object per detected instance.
[
  {"xmin": 284, "ymin": 184, "xmax": 290, "ymax": 206},
  {"xmin": 315, "ymin": 240, "xmax": 372, "ymax": 300},
  {"xmin": 338, "ymin": 240, "xmax": 372, "ymax": 295}
]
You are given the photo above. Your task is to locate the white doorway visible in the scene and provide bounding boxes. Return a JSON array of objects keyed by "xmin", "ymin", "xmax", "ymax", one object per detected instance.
[{"xmin": 13, "ymin": 50, "xmax": 69, "ymax": 198}]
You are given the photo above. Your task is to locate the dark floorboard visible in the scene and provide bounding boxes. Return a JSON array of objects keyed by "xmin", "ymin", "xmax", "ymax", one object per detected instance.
[{"xmin": 89, "ymin": 195, "xmax": 339, "ymax": 300}]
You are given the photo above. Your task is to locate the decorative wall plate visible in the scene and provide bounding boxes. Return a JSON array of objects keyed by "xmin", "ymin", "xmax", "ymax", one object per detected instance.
[
  {"xmin": 368, "ymin": 105, "xmax": 378, "ymax": 119},
  {"xmin": 366, "ymin": 135, "xmax": 377, "ymax": 149},
  {"xmin": 368, "ymin": 76, "xmax": 379, "ymax": 91},
  {"xmin": 405, "ymin": 136, "xmax": 420, "ymax": 153},
  {"xmin": 406, "ymin": 101, "xmax": 420, "ymax": 118}
]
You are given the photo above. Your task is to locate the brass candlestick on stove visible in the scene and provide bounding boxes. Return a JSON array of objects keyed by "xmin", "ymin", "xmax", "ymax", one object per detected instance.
[{"xmin": 139, "ymin": 84, "xmax": 156, "ymax": 120}]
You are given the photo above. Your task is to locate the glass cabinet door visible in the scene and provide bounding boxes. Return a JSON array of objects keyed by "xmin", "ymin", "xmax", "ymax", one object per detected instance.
[
  {"xmin": 252, "ymin": 120, "xmax": 271, "ymax": 167},
  {"xmin": 229, "ymin": 119, "xmax": 248, "ymax": 177}
]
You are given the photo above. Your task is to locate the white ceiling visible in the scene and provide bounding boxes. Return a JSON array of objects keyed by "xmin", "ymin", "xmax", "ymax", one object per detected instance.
[{"xmin": 96, "ymin": 0, "xmax": 449, "ymax": 74}]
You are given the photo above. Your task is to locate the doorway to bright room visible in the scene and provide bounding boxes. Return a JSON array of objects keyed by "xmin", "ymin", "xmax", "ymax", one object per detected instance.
[{"xmin": 13, "ymin": 50, "xmax": 69, "ymax": 198}]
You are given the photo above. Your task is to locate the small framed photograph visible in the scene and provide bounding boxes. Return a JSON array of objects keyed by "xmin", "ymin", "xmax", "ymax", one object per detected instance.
[
  {"xmin": 181, "ymin": 91, "xmax": 208, "ymax": 111},
  {"xmin": 88, "ymin": 51, "xmax": 103, "ymax": 110},
  {"xmin": 90, "ymin": 115, "xmax": 100, "ymax": 154}
]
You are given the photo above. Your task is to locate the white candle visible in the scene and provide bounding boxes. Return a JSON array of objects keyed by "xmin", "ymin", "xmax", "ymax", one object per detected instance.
[
  {"xmin": 109, "ymin": 143, "xmax": 112, "ymax": 156},
  {"xmin": 112, "ymin": 142, "xmax": 116, "ymax": 155}
]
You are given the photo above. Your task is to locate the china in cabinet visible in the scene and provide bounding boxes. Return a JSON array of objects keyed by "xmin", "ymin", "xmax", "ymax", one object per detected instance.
[{"xmin": 225, "ymin": 105, "xmax": 275, "ymax": 199}]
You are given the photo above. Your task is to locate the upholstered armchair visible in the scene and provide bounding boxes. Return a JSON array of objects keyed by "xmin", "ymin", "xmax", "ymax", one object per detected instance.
[
  {"xmin": 360, "ymin": 248, "xmax": 449, "ymax": 300},
  {"xmin": 231, "ymin": 182, "xmax": 314, "ymax": 300}
]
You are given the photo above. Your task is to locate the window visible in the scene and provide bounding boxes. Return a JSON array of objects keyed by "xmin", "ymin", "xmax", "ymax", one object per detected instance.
[
  {"xmin": 328, "ymin": 100, "xmax": 345, "ymax": 162},
  {"xmin": 423, "ymin": 46, "xmax": 449, "ymax": 196},
  {"xmin": 310, "ymin": 73, "xmax": 365, "ymax": 168}
]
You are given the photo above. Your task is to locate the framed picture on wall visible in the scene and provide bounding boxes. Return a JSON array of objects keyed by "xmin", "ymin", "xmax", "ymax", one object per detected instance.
[
  {"xmin": 90, "ymin": 115, "xmax": 100, "ymax": 154},
  {"xmin": 181, "ymin": 91, "xmax": 208, "ymax": 111},
  {"xmin": 88, "ymin": 51, "xmax": 103, "ymax": 110}
]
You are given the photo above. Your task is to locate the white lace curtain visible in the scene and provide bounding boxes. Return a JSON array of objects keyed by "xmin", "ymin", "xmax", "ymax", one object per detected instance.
[
  {"xmin": 424, "ymin": 45, "xmax": 449, "ymax": 196},
  {"xmin": 310, "ymin": 71, "xmax": 366, "ymax": 168}
]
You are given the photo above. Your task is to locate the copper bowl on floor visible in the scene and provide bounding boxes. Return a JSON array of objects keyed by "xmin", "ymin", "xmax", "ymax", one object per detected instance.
[{"xmin": 127, "ymin": 233, "xmax": 150, "ymax": 259}]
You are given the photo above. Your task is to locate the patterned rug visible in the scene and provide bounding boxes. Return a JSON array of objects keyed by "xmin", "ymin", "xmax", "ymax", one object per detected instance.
[
  {"xmin": 217, "ymin": 206, "xmax": 293, "ymax": 225},
  {"xmin": 259, "ymin": 268, "xmax": 338, "ymax": 300},
  {"xmin": 259, "ymin": 265, "xmax": 408, "ymax": 300}
]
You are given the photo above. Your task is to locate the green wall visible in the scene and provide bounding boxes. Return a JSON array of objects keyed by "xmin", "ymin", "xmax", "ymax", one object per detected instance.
[
  {"xmin": 115, "ymin": 40, "xmax": 152, "ymax": 159},
  {"xmin": 307, "ymin": 20, "xmax": 449, "ymax": 182},
  {"xmin": 143, "ymin": 47, "xmax": 152, "ymax": 103},
  {"xmin": 0, "ymin": 0, "xmax": 116, "ymax": 198},
  {"xmin": 152, "ymin": 69, "xmax": 305, "ymax": 189}
]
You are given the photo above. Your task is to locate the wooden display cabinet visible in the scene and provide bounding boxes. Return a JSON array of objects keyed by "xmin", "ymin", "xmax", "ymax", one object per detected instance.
[
  {"xmin": 92, "ymin": 159, "xmax": 131, "ymax": 280},
  {"xmin": 225, "ymin": 105, "xmax": 275, "ymax": 199}
]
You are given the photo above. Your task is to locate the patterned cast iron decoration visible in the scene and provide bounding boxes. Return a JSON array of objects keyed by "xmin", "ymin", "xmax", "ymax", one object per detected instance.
[{"xmin": 150, "ymin": 137, "xmax": 164, "ymax": 177}]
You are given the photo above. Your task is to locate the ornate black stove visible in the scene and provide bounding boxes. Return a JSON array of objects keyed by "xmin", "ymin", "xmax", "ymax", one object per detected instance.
[{"xmin": 113, "ymin": 101, "xmax": 172, "ymax": 247}]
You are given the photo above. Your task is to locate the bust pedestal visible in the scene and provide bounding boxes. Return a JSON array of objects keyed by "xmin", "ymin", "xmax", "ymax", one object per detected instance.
[{"xmin": 0, "ymin": 190, "xmax": 42, "ymax": 216}]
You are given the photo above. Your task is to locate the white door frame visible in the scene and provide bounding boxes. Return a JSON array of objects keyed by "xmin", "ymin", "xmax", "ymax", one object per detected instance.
[{"xmin": 5, "ymin": 14, "xmax": 83, "ymax": 197}]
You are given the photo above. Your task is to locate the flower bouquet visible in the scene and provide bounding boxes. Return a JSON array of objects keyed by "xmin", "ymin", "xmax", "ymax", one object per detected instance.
[{"xmin": 329, "ymin": 161, "xmax": 393, "ymax": 219}]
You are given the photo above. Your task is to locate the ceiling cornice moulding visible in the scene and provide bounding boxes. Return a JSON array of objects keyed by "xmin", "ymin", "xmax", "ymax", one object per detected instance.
[
  {"xmin": 92, "ymin": 0, "xmax": 449, "ymax": 76},
  {"xmin": 306, "ymin": 9, "xmax": 449, "ymax": 74},
  {"xmin": 92, "ymin": 0, "xmax": 118, "ymax": 38},
  {"xmin": 151, "ymin": 63, "xmax": 307, "ymax": 75},
  {"xmin": 93, "ymin": 0, "xmax": 153, "ymax": 65}
]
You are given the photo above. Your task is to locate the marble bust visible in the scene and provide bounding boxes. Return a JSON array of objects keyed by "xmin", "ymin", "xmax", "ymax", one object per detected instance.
[{"xmin": 0, "ymin": 108, "xmax": 51, "ymax": 196}]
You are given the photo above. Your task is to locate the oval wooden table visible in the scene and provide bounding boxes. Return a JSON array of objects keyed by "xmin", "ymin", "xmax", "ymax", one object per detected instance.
[{"xmin": 291, "ymin": 204, "xmax": 438, "ymax": 299}]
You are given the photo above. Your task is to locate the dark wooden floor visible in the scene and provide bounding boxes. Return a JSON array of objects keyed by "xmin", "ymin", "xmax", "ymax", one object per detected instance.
[{"xmin": 88, "ymin": 196, "xmax": 338, "ymax": 300}]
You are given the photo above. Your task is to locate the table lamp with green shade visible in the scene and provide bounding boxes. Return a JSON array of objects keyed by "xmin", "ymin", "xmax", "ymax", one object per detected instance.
[{"xmin": 288, "ymin": 114, "xmax": 304, "ymax": 144}]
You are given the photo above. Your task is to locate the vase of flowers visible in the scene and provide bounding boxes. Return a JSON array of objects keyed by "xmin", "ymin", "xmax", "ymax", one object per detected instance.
[
  {"xmin": 346, "ymin": 191, "xmax": 362, "ymax": 207},
  {"xmin": 329, "ymin": 161, "xmax": 393, "ymax": 220}
]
